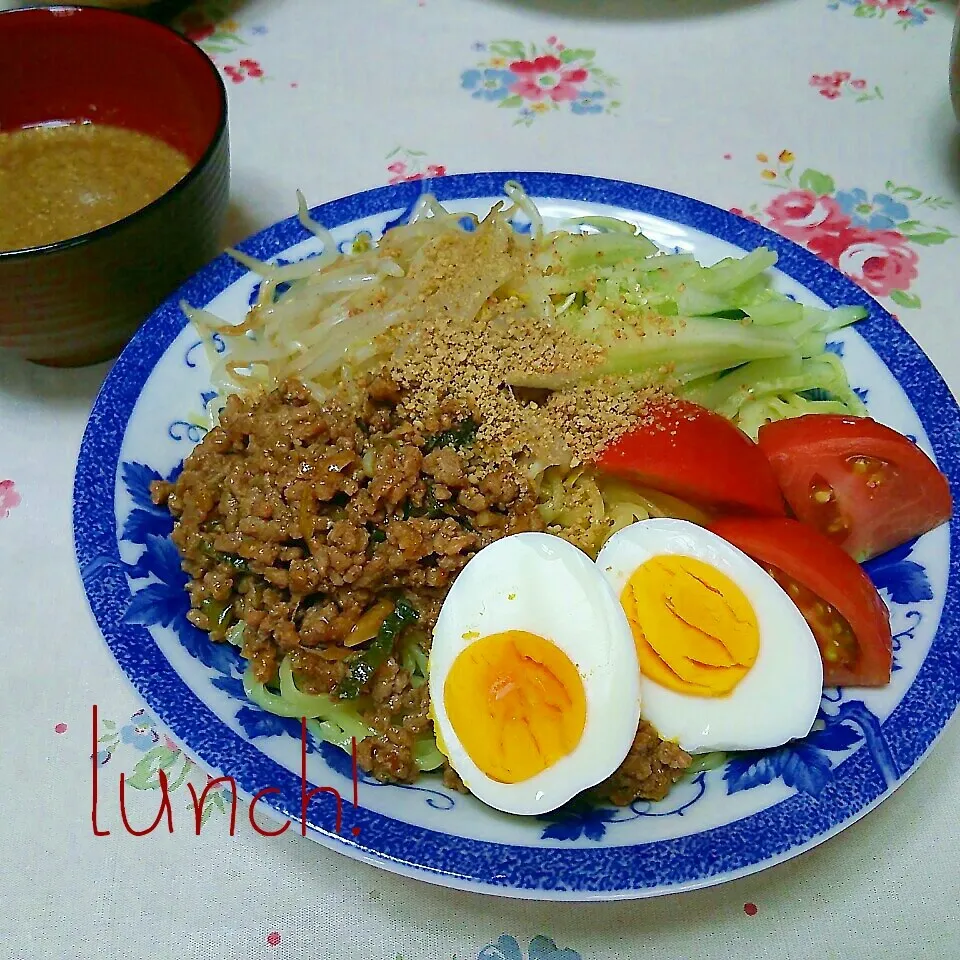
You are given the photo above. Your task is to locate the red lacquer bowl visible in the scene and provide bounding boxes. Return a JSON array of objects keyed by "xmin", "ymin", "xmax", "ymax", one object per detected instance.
[{"xmin": 0, "ymin": 5, "xmax": 229, "ymax": 366}]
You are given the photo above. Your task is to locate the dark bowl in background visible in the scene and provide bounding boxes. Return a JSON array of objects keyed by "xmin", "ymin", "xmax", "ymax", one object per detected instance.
[
  {"xmin": 0, "ymin": 5, "xmax": 229, "ymax": 367},
  {"xmin": 952, "ymin": 12, "xmax": 960, "ymax": 123}
]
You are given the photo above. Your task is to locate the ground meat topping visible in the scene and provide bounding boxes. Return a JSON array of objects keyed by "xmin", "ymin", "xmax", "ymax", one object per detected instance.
[
  {"xmin": 590, "ymin": 722, "xmax": 693, "ymax": 805},
  {"xmin": 151, "ymin": 376, "xmax": 544, "ymax": 784}
]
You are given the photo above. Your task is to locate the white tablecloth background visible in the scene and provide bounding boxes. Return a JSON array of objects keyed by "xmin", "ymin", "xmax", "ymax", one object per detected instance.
[{"xmin": 2, "ymin": 1, "xmax": 960, "ymax": 957}]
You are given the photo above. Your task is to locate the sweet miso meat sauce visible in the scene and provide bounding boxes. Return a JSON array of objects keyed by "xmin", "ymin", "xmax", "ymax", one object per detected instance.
[{"xmin": 0, "ymin": 122, "xmax": 191, "ymax": 252}]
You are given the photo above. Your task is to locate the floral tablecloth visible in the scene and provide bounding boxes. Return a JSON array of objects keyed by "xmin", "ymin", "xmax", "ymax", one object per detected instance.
[{"xmin": 3, "ymin": 0, "xmax": 960, "ymax": 957}]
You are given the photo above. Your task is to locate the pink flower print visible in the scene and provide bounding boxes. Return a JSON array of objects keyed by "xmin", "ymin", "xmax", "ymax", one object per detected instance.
[
  {"xmin": 864, "ymin": 0, "xmax": 903, "ymax": 7},
  {"xmin": 0, "ymin": 480, "xmax": 20, "ymax": 519},
  {"xmin": 810, "ymin": 72, "xmax": 875, "ymax": 100},
  {"xmin": 223, "ymin": 59, "xmax": 264, "ymax": 84},
  {"xmin": 510, "ymin": 55, "xmax": 589, "ymax": 102},
  {"xmin": 833, "ymin": 228, "xmax": 920, "ymax": 297},
  {"xmin": 810, "ymin": 71, "xmax": 848, "ymax": 91},
  {"xmin": 386, "ymin": 160, "xmax": 409, "ymax": 183},
  {"xmin": 729, "ymin": 207, "xmax": 762, "ymax": 225},
  {"xmin": 386, "ymin": 160, "xmax": 447, "ymax": 185},
  {"xmin": 764, "ymin": 190, "xmax": 852, "ymax": 244}
]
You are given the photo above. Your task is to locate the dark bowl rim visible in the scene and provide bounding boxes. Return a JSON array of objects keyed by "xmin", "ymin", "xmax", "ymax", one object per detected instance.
[{"xmin": 0, "ymin": 3, "xmax": 229, "ymax": 262}]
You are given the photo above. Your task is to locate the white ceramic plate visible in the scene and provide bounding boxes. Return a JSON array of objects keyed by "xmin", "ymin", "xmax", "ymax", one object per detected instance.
[{"xmin": 75, "ymin": 172, "xmax": 960, "ymax": 900}]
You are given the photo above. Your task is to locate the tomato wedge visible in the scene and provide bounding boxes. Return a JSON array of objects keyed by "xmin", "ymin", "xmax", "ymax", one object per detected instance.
[
  {"xmin": 596, "ymin": 398, "xmax": 786, "ymax": 516},
  {"xmin": 757, "ymin": 414, "xmax": 952, "ymax": 562},
  {"xmin": 710, "ymin": 516, "xmax": 892, "ymax": 687}
]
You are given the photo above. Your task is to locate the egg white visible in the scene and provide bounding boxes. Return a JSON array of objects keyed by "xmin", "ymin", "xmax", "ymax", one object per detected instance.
[
  {"xmin": 596, "ymin": 518, "xmax": 823, "ymax": 754},
  {"xmin": 429, "ymin": 532, "xmax": 641, "ymax": 816}
]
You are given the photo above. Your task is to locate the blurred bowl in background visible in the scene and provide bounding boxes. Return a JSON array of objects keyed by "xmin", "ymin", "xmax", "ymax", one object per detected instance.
[{"xmin": 0, "ymin": 5, "xmax": 229, "ymax": 367}]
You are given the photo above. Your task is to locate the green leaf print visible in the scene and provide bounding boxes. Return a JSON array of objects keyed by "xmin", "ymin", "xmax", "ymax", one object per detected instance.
[
  {"xmin": 798, "ymin": 169, "xmax": 835, "ymax": 196},
  {"xmin": 890, "ymin": 289, "xmax": 922, "ymax": 309},
  {"xmin": 887, "ymin": 183, "xmax": 924, "ymax": 202},
  {"xmin": 200, "ymin": 790, "xmax": 226, "ymax": 825},
  {"xmin": 126, "ymin": 745, "xmax": 180, "ymax": 791},
  {"xmin": 905, "ymin": 229, "xmax": 956, "ymax": 246},
  {"xmin": 919, "ymin": 196, "xmax": 951, "ymax": 211},
  {"xmin": 166, "ymin": 755, "xmax": 195, "ymax": 792},
  {"xmin": 854, "ymin": 3, "xmax": 879, "ymax": 16},
  {"xmin": 559, "ymin": 48, "xmax": 596, "ymax": 64},
  {"xmin": 498, "ymin": 95, "xmax": 524, "ymax": 108},
  {"xmin": 591, "ymin": 67, "xmax": 619, "ymax": 86},
  {"xmin": 102, "ymin": 719, "xmax": 116, "ymax": 731},
  {"xmin": 489, "ymin": 39, "xmax": 527, "ymax": 59}
]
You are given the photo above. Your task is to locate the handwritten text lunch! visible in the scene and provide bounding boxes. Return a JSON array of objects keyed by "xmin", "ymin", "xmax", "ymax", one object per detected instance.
[{"xmin": 90, "ymin": 706, "xmax": 360, "ymax": 838}]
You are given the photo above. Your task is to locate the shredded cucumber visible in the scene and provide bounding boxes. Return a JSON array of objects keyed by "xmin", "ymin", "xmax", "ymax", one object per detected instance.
[
  {"xmin": 414, "ymin": 737, "xmax": 446, "ymax": 772},
  {"xmin": 242, "ymin": 657, "xmax": 443, "ymax": 770},
  {"xmin": 537, "ymin": 224, "xmax": 867, "ymax": 432},
  {"xmin": 684, "ymin": 752, "xmax": 729, "ymax": 776}
]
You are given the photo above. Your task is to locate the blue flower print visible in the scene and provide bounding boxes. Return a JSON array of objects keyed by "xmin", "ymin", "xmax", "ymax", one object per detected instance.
[
  {"xmin": 863, "ymin": 538, "xmax": 932, "ymax": 605},
  {"xmin": 538, "ymin": 802, "xmax": 620, "ymax": 841},
  {"xmin": 120, "ymin": 461, "xmax": 180, "ymax": 545},
  {"xmin": 120, "ymin": 713, "xmax": 159, "ymax": 750},
  {"xmin": 96, "ymin": 749, "xmax": 112, "ymax": 767},
  {"xmin": 122, "ymin": 532, "xmax": 243, "ymax": 677},
  {"xmin": 479, "ymin": 935, "xmax": 582, "ymax": 960},
  {"xmin": 898, "ymin": 6, "xmax": 928, "ymax": 25},
  {"xmin": 835, "ymin": 189, "xmax": 910, "ymax": 230},
  {"xmin": 461, "ymin": 68, "xmax": 514, "ymax": 101},
  {"xmin": 571, "ymin": 89, "xmax": 605, "ymax": 115}
]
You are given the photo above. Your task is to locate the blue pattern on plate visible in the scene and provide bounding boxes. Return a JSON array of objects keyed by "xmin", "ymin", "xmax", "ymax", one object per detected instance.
[
  {"xmin": 537, "ymin": 773, "xmax": 708, "ymax": 841},
  {"xmin": 73, "ymin": 172, "xmax": 960, "ymax": 898},
  {"xmin": 865, "ymin": 538, "xmax": 933, "ymax": 605},
  {"xmin": 723, "ymin": 701, "xmax": 897, "ymax": 798}
]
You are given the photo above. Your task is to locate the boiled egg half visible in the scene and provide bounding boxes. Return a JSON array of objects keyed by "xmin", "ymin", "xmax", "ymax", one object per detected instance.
[
  {"xmin": 596, "ymin": 518, "xmax": 823, "ymax": 754},
  {"xmin": 429, "ymin": 532, "xmax": 641, "ymax": 816}
]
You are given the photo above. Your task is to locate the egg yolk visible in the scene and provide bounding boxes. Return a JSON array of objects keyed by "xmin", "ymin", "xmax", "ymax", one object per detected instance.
[
  {"xmin": 620, "ymin": 555, "xmax": 759, "ymax": 697},
  {"xmin": 443, "ymin": 630, "xmax": 586, "ymax": 784}
]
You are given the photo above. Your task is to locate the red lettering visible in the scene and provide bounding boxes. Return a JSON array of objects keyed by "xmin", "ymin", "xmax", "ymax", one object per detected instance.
[
  {"xmin": 248, "ymin": 787, "xmax": 291, "ymax": 837},
  {"xmin": 119, "ymin": 769, "xmax": 174, "ymax": 836},
  {"xmin": 91, "ymin": 704, "xmax": 110, "ymax": 837},
  {"xmin": 186, "ymin": 777, "xmax": 238, "ymax": 835},
  {"xmin": 301, "ymin": 717, "xmax": 343, "ymax": 835}
]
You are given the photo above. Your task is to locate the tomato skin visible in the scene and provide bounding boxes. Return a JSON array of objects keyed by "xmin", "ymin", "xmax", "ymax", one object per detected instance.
[
  {"xmin": 709, "ymin": 516, "xmax": 893, "ymax": 687},
  {"xmin": 597, "ymin": 398, "xmax": 787, "ymax": 516},
  {"xmin": 757, "ymin": 415, "xmax": 952, "ymax": 562}
]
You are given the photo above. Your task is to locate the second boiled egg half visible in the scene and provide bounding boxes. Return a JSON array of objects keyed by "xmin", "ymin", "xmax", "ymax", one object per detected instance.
[{"xmin": 596, "ymin": 518, "xmax": 823, "ymax": 755}]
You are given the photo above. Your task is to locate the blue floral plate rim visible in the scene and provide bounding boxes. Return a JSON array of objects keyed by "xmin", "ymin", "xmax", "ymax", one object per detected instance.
[{"xmin": 73, "ymin": 171, "xmax": 960, "ymax": 900}]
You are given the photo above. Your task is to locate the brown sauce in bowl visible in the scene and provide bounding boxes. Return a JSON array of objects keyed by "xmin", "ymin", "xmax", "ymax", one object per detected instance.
[{"xmin": 0, "ymin": 123, "xmax": 191, "ymax": 252}]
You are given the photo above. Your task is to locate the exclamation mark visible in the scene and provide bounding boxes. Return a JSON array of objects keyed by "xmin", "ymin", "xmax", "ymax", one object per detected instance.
[{"xmin": 350, "ymin": 736, "xmax": 361, "ymax": 837}]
